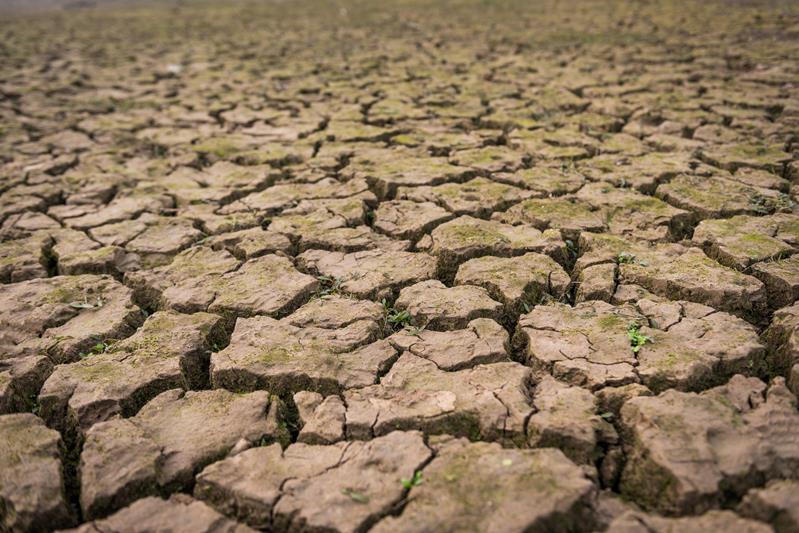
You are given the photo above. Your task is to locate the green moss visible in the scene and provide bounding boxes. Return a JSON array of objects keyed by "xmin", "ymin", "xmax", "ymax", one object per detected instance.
[
  {"xmin": 111, "ymin": 329, "xmax": 166, "ymax": 359},
  {"xmin": 711, "ymin": 395, "xmax": 745, "ymax": 428},
  {"xmin": 776, "ymin": 218, "xmax": 799, "ymax": 239},
  {"xmin": 670, "ymin": 177, "xmax": 727, "ymax": 210},
  {"xmin": 520, "ymin": 199, "xmax": 592, "ymax": 220},
  {"xmin": 653, "ymin": 349, "xmax": 702, "ymax": 371},
  {"xmin": 436, "ymin": 449, "xmax": 561, "ymax": 523},
  {"xmin": 259, "ymin": 345, "xmax": 297, "ymax": 364},
  {"xmin": 457, "ymin": 147, "xmax": 512, "ymax": 166},
  {"xmin": 728, "ymin": 143, "xmax": 787, "ymax": 162},
  {"xmin": 444, "ymin": 223, "xmax": 510, "ymax": 246},
  {"xmin": 71, "ymin": 359, "xmax": 125, "ymax": 383},
  {"xmin": 619, "ymin": 449, "xmax": 679, "ymax": 512},
  {"xmin": 91, "ymin": 246, "xmax": 119, "ymax": 259},
  {"xmin": 238, "ymin": 147, "xmax": 299, "ymax": 166},
  {"xmin": 44, "ymin": 284, "xmax": 91, "ymax": 304},
  {"xmin": 1, "ymin": 424, "xmax": 52, "ymax": 466},
  {"xmin": 738, "ymin": 233, "xmax": 783, "ymax": 255},
  {"xmin": 390, "ymin": 134, "xmax": 419, "ymax": 146},
  {"xmin": 169, "ymin": 249, "xmax": 236, "ymax": 279},
  {"xmin": 375, "ymin": 157, "xmax": 456, "ymax": 177},
  {"xmin": 597, "ymin": 314, "xmax": 624, "ymax": 330},
  {"xmin": 193, "ymin": 138, "xmax": 241, "ymax": 158},
  {"xmin": 622, "ymin": 196, "xmax": 672, "ymax": 214},
  {"xmin": 434, "ymin": 178, "xmax": 515, "ymax": 201}
]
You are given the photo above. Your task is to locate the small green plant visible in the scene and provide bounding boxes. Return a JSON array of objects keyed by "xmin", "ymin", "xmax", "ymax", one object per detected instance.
[
  {"xmin": 403, "ymin": 324, "xmax": 426, "ymax": 338},
  {"xmin": 521, "ymin": 292, "xmax": 555, "ymax": 313},
  {"xmin": 341, "ymin": 488, "xmax": 369, "ymax": 503},
  {"xmin": 750, "ymin": 192, "xmax": 793, "ymax": 214},
  {"xmin": 627, "ymin": 323, "xmax": 652, "ymax": 353},
  {"xmin": 401, "ymin": 471, "xmax": 423, "ymax": 489},
  {"xmin": 617, "ymin": 251, "xmax": 648, "ymax": 267},
  {"xmin": 388, "ymin": 309, "xmax": 411, "ymax": 327},
  {"xmin": 564, "ymin": 239, "xmax": 578, "ymax": 260},
  {"xmin": 80, "ymin": 342, "xmax": 108, "ymax": 359},
  {"xmin": 315, "ymin": 275, "xmax": 343, "ymax": 298},
  {"xmin": 381, "ymin": 299, "xmax": 412, "ymax": 330}
]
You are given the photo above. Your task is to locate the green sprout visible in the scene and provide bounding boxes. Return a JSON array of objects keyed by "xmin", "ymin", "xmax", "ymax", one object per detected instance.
[
  {"xmin": 80, "ymin": 342, "xmax": 108, "ymax": 359},
  {"xmin": 381, "ymin": 299, "xmax": 413, "ymax": 330},
  {"xmin": 315, "ymin": 275, "xmax": 344, "ymax": 298},
  {"xmin": 627, "ymin": 323, "xmax": 653, "ymax": 353},
  {"xmin": 403, "ymin": 324, "xmax": 426, "ymax": 338},
  {"xmin": 617, "ymin": 251, "xmax": 648, "ymax": 267},
  {"xmin": 401, "ymin": 471, "xmax": 423, "ymax": 489}
]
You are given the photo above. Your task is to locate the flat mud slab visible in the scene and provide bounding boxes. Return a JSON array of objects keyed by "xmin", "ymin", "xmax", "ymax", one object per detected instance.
[{"xmin": 1, "ymin": 0, "xmax": 798, "ymax": 531}]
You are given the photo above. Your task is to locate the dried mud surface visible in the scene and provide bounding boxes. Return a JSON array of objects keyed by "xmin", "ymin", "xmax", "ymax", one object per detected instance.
[{"xmin": 1, "ymin": 0, "xmax": 799, "ymax": 531}]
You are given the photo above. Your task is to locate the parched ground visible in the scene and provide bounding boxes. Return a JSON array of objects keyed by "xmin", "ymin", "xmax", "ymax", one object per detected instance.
[{"xmin": 1, "ymin": 0, "xmax": 799, "ymax": 531}]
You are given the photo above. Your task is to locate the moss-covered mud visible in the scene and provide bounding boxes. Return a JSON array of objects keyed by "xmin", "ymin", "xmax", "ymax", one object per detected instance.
[{"xmin": 1, "ymin": 0, "xmax": 799, "ymax": 531}]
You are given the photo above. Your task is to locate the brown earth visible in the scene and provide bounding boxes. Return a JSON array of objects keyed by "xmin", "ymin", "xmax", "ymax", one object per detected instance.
[{"xmin": 1, "ymin": 0, "xmax": 798, "ymax": 531}]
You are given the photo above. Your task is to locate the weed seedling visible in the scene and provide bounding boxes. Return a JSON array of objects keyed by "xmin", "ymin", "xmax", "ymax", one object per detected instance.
[
  {"xmin": 388, "ymin": 309, "xmax": 411, "ymax": 327},
  {"xmin": 79, "ymin": 342, "xmax": 108, "ymax": 359},
  {"xmin": 565, "ymin": 239, "xmax": 578, "ymax": 260},
  {"xmin": 627, "ymin": 323, "xmax": 652, "ymax": 353},
  {"xmin": 315, "ymin": 275, "xmax": 343, "ymax": 298},
  {"xmin": 617, "ymin": 251, "xmax": 648, "ymax": 267},
  {"xmin": 381, "ymin": 299, "xmax": 413, "ymax": 330},
  {"xmin": 403, "ymin": 324, "xmax": 426, "ymax": 338},
  {"xmin": 750, "ymin": 192, "xmax": 794, "ymax": 214},
  {"xmin": 401, "ymin": 471, "xmax": 423, "ymax": 489}
]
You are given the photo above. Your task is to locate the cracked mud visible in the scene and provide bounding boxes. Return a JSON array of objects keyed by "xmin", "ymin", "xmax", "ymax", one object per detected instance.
[{"xmin": 1, "ymin": 0, "xmax": 798, "ymax": 531}]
